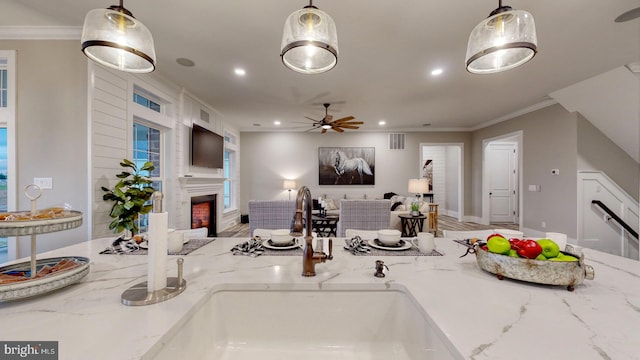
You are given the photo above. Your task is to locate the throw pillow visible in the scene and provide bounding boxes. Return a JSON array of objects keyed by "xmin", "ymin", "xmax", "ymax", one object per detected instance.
[
  {"xmin": 391, "ymin": 201, "xmax": 404, "ymax": 211},
  {"xmin": 323, "ymin": 198, "xmax": 338, "ymax": 210},
  {"xmin": 384, "ymin": 192, "xmax": 397, "ymax": 200}
]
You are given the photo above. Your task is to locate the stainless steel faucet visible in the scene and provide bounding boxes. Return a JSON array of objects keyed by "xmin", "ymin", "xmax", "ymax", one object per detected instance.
[{"xmin": 290, "ymin": 186, "xmax": 333, "ymax": 276}]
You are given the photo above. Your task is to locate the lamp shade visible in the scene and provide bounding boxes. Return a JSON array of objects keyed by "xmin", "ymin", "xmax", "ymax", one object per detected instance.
[
  {"xmin": 408, "ymin": 179, "xmax": 429, "ymax": 194},
  {"xmin": 465, "ymin": 5, "xmax": 537, "ymax": 74},
  {"xmin": 283, "ymin": 180, "xmax": 297, "ymax": 190},
  {"xmin": 81, "ymin": 3, "xmax": 156, "ymax": 73},
  {"xmin": 280, "ymin": 3, "xmax": 338, "ymax": 74}
]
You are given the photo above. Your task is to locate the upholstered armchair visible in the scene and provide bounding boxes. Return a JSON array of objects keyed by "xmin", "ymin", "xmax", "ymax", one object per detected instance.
[
  {"xmin": 336, "ymin": 199, "xmax": 391, "ymax": 237},
  {"xmin": 248, "ymin": 200, "xmax": 297, "ymax": 237}
]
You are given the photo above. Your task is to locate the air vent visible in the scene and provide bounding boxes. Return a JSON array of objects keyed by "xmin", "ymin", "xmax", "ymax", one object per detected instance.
[
  {"xmin": 388, "ymin": 133, "xmax": 405, "ymax": 150},
  {"xmin": 200, "ymin": 109, "xmax": 210, "ymax": 123}
]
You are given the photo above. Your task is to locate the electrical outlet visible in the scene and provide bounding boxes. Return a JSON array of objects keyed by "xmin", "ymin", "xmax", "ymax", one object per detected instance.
[{"xmin": 33, "ymin": 177, "xmax": 53, "ymax": 190}]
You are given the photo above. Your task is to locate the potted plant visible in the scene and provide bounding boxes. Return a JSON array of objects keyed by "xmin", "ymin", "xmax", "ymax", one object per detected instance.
[
  {"xmin": 101, "ymin": 159, "xmax": 156, "ymax": 238},
  {"xmin": 410, "ymin": 202, "xmax": 421, "ymax": 216}
]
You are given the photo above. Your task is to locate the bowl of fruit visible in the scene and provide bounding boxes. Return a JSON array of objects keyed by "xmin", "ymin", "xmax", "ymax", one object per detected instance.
[{"xmin": 474, "ymin": 234, "xmax": 595, "ymax": 291}]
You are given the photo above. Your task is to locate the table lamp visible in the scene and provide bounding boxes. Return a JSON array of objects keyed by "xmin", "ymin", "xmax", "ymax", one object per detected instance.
[
  {"xmin": 408, "ymin": 179, "xmax": 429, "ymax": 216},
  {"xmin": 283, "ymin": 180, "xmax": 296, "ymax": 200}
]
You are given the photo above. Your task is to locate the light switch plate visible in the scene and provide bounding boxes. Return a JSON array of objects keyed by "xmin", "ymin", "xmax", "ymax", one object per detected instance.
[{"xmin": 33, "ymin": 177, "xmax": 53, "ymax": 189}]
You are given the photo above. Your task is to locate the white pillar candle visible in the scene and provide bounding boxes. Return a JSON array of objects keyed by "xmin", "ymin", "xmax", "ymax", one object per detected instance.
[{"xmin": 147, "ymin": 212, "xmax": 168, "ymax": 292}]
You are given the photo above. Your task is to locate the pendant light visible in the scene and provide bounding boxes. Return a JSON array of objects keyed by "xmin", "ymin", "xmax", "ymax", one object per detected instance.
[
  {"xmin": 465, "ymin": 0, "xmax": 537, "ymax": 74},
  {"xmin": 281, "ymin": 0, "xmax": 338, "ymax": 74},
  {"xmin": 81, "ymin": 0, "xmax": 156, "ymax": 73}
]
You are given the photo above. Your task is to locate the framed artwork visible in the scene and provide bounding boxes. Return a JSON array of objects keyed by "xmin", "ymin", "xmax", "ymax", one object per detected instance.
[
  {"xmin": 318, "ymin": 147, "xmax": 375, "ymax": 185},
  {"xmin": 422, "ymin": 159, "xmax": 433, "ymax": 192}
]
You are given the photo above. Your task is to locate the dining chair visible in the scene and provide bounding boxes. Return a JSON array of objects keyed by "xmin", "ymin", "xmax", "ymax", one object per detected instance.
[
  {"xmin": 176, "ymin": 227, "xmax": 208, "ymax": 239},
  {"xmin": 442, "ymin": 229, "xmax": 495, "ymax": 240},
  {"xmin": 248, "ymin": 200, "xmax": 297, "ymax": 237},
  {"xmin": 493, "ymin": 228, "xmax": 524, "ymax": 239},
  {"xmin": 336, "ymin": 200, "xmax": 391, "ymax": 237},
  {"xmin": 344, "ymin": 229, "xmax": 379, "ymax": 240}
]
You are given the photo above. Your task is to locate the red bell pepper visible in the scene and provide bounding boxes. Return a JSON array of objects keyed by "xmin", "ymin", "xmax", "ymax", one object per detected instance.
[{"xmin": 516, "ymin": 239, "xmax": 543, "ymax": 259}]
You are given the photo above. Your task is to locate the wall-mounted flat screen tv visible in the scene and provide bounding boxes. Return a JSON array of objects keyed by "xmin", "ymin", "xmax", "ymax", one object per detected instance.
[{"xmin": 191, "ymin": 124, "xmax": 224, "ymax": 169}]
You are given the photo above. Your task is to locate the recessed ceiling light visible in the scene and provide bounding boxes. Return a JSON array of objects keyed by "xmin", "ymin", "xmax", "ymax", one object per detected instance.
[
  {"xmin": 234, "ymin": 68, "xmax": 246, "ymax": 76},
  {"xmin": 274, "ymin": 120, "xmax": 281, "ymax": 125},
  {"xmin": 378, "ymin": 120, "xmax": 386, "ymax": 126},
  {"xmin": 176, "ymin": 58, "xmax": 195, "ymax": 67},
  {"xmin": 430, "ymin": 68, "xmax": 443, "ymax": 76}
]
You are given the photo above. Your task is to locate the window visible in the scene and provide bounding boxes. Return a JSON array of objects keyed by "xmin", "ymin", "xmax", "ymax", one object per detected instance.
[
  {"xmin": 224, "ymin": 131, "xmax": 238, "ymax": 211},
  {"xmin": 133, "ymin": 92, "xmax": 160, "ymax": 113},
  {"xmin": 133, "ymin": 122, "xmax": 163, "ymax": 232}
]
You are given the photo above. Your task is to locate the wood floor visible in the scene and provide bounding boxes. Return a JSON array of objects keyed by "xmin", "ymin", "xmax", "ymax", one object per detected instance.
[{"xmin": 218, "ymin": 215, "xmax": 518, "ymax": 238}]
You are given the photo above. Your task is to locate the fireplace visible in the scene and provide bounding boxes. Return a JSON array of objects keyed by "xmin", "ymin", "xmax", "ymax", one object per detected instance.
[{"xmin": 191, "ymin": 194, "xmax": 217, "ymax": 237}]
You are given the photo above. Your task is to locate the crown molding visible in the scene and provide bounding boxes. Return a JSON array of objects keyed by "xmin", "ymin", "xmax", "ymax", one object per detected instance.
[{"xmin": 0, "ymin": 26, "xmax": 81, "ymax": 40}]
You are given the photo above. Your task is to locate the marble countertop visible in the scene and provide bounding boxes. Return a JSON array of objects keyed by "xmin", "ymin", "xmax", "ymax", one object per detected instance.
[{"xmin": 1, "ymin": 237, "xmax": 639, "ymax": 360}]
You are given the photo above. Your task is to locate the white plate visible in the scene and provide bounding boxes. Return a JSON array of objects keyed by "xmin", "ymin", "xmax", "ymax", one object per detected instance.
[
  {"xmin": 368, "ymin": 238, "xmax": 412, "ymax": 251},
  {"xmin": 262, "ymin": 238, "xmax": 301, "ymax": 250}
]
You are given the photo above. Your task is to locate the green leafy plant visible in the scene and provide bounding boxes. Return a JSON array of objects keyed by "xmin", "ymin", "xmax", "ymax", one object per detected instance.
[
  {"xmin": 411, "ymin": 202, "xmax": 420, "ymax": 212},
  {"xmin": 101, "ymin": 159, "xmax": 156, "ymax": 236}
]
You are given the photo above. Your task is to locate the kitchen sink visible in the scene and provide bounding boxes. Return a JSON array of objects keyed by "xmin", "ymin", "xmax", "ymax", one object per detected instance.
[{"xmin": 148, "ymin": 285, "xmax": 463, "ymax": 360}]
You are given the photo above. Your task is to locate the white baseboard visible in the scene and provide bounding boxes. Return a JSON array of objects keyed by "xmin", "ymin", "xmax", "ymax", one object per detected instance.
[{"xmin": 463, "ymin": 215, "xmax": 483, "ymax": 224}]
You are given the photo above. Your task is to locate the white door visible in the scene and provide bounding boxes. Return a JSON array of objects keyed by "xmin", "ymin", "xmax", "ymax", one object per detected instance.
[{"xmin": 487, "ymin": 142, "xmax": 518, "ymax": 223}]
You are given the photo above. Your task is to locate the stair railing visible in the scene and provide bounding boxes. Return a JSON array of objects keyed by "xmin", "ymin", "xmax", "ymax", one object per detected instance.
[{"xmin": 591, "ymin": 200, "xmax": 639, "ymax": 239}]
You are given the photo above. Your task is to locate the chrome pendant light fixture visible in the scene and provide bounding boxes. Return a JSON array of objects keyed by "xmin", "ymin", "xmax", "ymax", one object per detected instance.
[
  {"xmin": 81, "ymin": 0, "xmax": 156, "ymax": 73},
  {"xmin": 465, "ymin": 0, "xmax": 537, "ymax": 74},
  {"xmin": 281, "ymin": 0, "xmax": 338, "ymax": 74}
]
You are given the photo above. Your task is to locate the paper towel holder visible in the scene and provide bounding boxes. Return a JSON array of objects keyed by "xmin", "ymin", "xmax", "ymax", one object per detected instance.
[
  {"xmin": 121, "ymin": 191, "xmax": 187, "ymax": 306},
  {"xmin": 121, "ymin": 257, "xmax": 187, "ymax": 306}
]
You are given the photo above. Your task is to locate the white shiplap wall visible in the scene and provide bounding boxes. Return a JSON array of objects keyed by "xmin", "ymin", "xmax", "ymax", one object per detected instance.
[
  {"xmin": 421, "ymin": 146, "xmax": 446, "ymax": 207},
  {"xmin": 90, "ymin": 65, "xmax": 129, "ymax": 239}
]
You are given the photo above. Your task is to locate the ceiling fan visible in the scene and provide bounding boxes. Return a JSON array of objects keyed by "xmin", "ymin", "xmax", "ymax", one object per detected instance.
[{"xmin": 303, "ymin": 103, "xmax": 364, "ymax": 134}]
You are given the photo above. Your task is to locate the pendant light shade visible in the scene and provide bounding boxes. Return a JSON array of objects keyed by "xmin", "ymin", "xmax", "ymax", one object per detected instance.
[
  {"xmin": 465, "ymin": 1, "xmax": 537, "ymax": 74},
  {"xmin": 81, "ymin": 1, "xmax": 156, "ymax": 73},
  {"xmin": 281, "ymin": 1, "xmax": 338, "ymax": 74}
]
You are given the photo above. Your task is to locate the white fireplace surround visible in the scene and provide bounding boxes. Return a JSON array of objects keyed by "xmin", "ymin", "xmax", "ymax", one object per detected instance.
[{"xmin": 177, "ymin": 176, "xmax": 225, "ymax": 233}]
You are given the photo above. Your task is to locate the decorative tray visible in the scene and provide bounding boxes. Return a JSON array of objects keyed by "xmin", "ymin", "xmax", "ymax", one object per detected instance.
[
  {"xmin": 0, "ymin": 210, "xmax": 83, "ymax": 237},
  {"xmin": 0, "ymin": 256, "xmax": 90, "ymax": 301},
  {"xmin": 474, "ymin": 243, "xmax": 595, "ymax": 291}
]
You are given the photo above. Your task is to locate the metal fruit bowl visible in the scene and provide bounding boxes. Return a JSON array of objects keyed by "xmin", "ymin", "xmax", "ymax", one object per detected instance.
[{"xmin": 475, "ymin": 244, "xmax": 595, "ymax": 291}]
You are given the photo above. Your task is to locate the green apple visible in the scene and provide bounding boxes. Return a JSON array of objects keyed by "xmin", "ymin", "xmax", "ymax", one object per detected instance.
[
  {"xmin": 487, "ymin": 236, "xmax": 511, "ymax": 255},
  {"xmin": 536, "ymin": 239, "xmax": 560, "ymax": 258},
  {"xmin": 535, "ymin": 253, "xmax": 547, "ymax": 260},
  {"xmin": 549, "ymin": 254, "xmax": 578, "ymax": 262},
  {"xmin": 508, "ymin": 249, "xmax": 520, "ymax": 257}
]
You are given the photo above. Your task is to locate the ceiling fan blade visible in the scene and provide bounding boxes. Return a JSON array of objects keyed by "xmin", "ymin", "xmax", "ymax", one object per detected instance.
[
  {"xmin": 304, "ymin": 116, "xmax": 320, "ymax": 122},
  {"xmin": 615, "ymin": 6, "xmax": 640, "ymax": 22},
  {"xmin": 337, "ymin": 125, "xmax": 360, "ymax": 129},
  {"xmin": 332, "ymin": 127, "xmax": 344, "ymax": 133},
  {"xmin": 332, "ymin": 116, "xmax": 355, "ymax": 123},
  {"xmin": 325, "ymin": 114, "xmax": 333, "ymax": 122},
  {"xmin": 337, "ymin": 121, "xmax": 364, "ymax": 125},
  {"xmin": 321, "ymin": 128, "xmax": 328, "ymax": 134}
]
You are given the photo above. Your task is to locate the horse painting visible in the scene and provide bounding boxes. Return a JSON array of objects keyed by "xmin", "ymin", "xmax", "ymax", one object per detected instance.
[
  {"xmin": 331, "ymin": 150, "xmax": 373, "ymax": 184},
  {"xmin": 318, "ymin": 147, "xmax": 375, "ymax": 185}
]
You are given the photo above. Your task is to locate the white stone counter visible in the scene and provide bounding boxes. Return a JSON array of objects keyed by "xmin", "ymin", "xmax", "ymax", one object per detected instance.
[{"xmin": 0, "ymin": 237, "xmax": 639, "ymax": 360}]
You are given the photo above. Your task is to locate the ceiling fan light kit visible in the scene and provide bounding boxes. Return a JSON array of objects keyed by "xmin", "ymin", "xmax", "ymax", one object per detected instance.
[
  {"xmin": 81, "ymin": 0, "xmax": 156, "ymax": 73},
  {"xmin": 281, "ymin": 1, "xmax": 339, "ymax": 74},
  {"xmin": 465, "ymin": 0, "xmax": 538, "ymax": 74}
]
